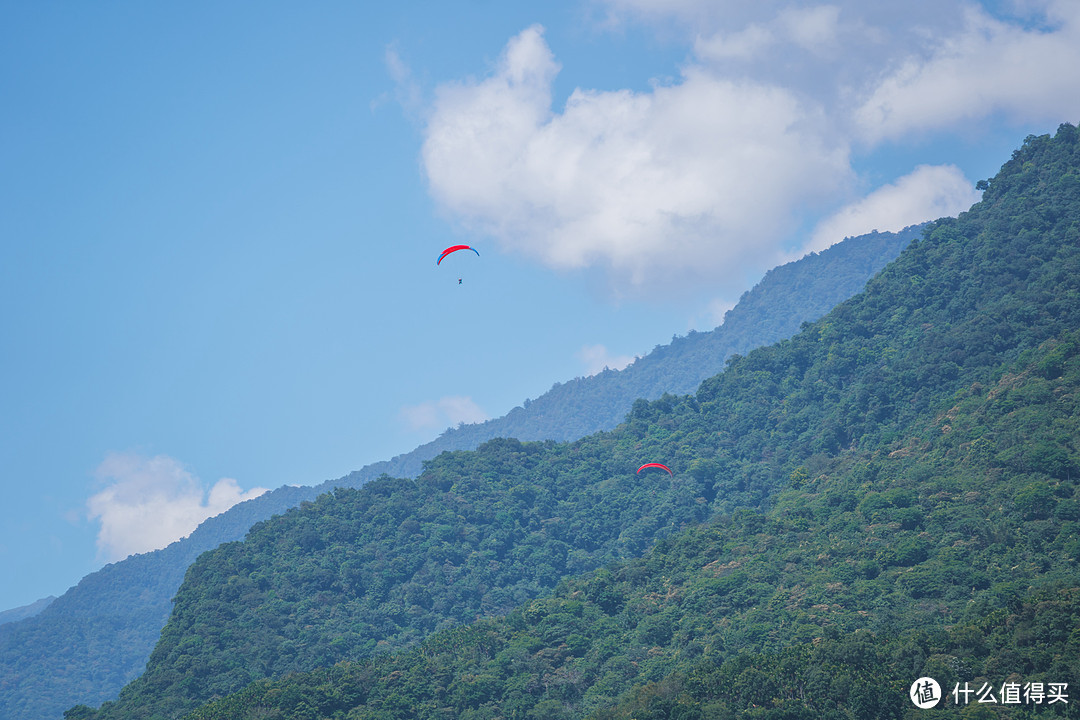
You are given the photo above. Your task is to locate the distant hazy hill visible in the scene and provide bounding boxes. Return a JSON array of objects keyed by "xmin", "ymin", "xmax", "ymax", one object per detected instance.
[
  {"xmin": 0, "ymin": 597, "xmax": 54, "ymax": 627},
  {"xmin": 0, "ymin": 228, "xmax": 917, "ymax": 720},
  {"xmin": 101, "ymin": 124, "xmax": 1080, "ymax": 720},
  {"xmin": 187, "ymin": 324, "xmax": 1080, "ymax": 719},
  {"xmin": 357, "ymin": 226, "xmax": 922, "ymax": 463},
  {"xmin": 0, "ymin": 486, "xmax": 314, "ymax": 720}
]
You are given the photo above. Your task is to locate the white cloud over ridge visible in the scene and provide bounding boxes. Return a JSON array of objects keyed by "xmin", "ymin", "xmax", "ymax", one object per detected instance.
[
  {"xmin": 399, "ymin": 395, "xmax": 489, "ymax": 431},
  {"xmin": 599, "ymin": 0, "xmax": 1080, "ymax": 143},
  {"xmin": 578, "ymin": 344, "xmax": 635, "ymax": 376},
  {"xmin": 855, "ymin": 2, "xmax": 1080, "ymax": 143},
  {"xmin": 422, "ymin": 25, "xmax": 851, "ymax": 294},
  {"xmin": 806, "ymin": 164, "xmax": 980, "ymax": 253},
  {"xmin": 87, "ymin": 453, "xmax": 268, "ymax": 562}
]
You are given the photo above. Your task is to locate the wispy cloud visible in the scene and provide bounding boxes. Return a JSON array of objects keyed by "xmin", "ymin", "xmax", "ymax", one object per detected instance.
[
  {"xmin": 596, "ymin": 1, "xmax": 1080, "ymax": 143},
  {"xmin": 86, "ymin": 453, "xmax": 268, "ymax": 562},
  {"xmin": 399, "ymin": 395, "xmax": 489, "ymax": 431},
  {"xmin": 694, "ymin": 5, "xmax": 843, "ymax": 62},
  {"xmin": 701, "ymin": 297, "xmax": 737, "ymax": 330},
  {"xmin": 380, "ymin": 44, "xmax": 425, "ymax": 119},
  {"xmin": 854, "ymin": 2, "xmax": 1080, "ymax": 143},
  {"xmin": 578, "ymin": 344, "xmax": 635, "ymax": 375}
]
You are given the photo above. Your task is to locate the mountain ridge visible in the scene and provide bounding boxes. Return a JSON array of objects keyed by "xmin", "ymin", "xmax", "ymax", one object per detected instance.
[
  {"xmin": 77, "ymin": 125, "xmax": 1080, "ymax": 719},
  {"xmin": 0, "ymin": 228, "xmax": 919, "ymax": 720},
  {"xmin": 0, "ymin": 597, "xmax": 55, "ymax": 627}
]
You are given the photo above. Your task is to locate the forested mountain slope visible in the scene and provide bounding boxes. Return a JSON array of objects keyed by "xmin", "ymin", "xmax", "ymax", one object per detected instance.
[
  {"xmin": 0, "ymin": 486, "xmax": 315, "ymax": 720},
  {"xmin": 76, "ymin": 125, "xmax": 1080, "ymax": 719},
  {"xmin": 0, "ymin": 229, "xmax": 914, "ymax": 720},
  {"xmin": 188, "ymin": 330, "xmax": 1080, "ymax": 719}
]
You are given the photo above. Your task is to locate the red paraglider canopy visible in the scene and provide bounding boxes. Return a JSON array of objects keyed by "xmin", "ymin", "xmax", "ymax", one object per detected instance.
[
  {"xmin": 437, "ymin": 245, "xmax": 480, "ymax": 265},
  {"xmin": 636, "ymin": 463, "xmax": 673, "ymax": 476}
]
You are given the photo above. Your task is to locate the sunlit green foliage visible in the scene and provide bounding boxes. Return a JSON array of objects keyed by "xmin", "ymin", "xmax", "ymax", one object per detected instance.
[{"xmin": 187, "ymin": 311, "xmax": 1080, "ymax": 720}]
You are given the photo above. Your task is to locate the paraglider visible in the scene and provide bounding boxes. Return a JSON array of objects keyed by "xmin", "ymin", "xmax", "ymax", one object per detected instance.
[
  {"xmin": 637, "ymin": 463, "xmax": 673, "ymax": 476},
  {"xmin": 437, "ymin": 245, "xmax": 480, "ymax": 265}
]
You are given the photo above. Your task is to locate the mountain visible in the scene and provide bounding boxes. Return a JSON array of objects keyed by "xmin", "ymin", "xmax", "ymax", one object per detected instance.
[
  {"xmin": 0, "ymin": 230, "xmax": 917, "ymax": 720},
  {"xmin": 184, "ymin": 325, "xmax": 1080, "ymax": 719},
  {"xmin": 74, "ymin": 125, "xmax": 1080, "ymax": 719},
  {"xmin": 404, "ymin": 227, "xmax": 920, "ymax": 447},
  {"xmin": 0, "ymin": 597, "xmax": 54, "ymax": 627},
  {"xmin": 0, "ymin": 486, "xmax": 314, "ymax": 720},
  {"xmin": 185, "ymin": 329, "xmax": 1080, "ymax": 720}
]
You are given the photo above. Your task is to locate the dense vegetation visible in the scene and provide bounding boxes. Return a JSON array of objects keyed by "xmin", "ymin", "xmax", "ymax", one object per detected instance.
[
  {"xmin": 0, "ymin": 227, "xmax": 911, "ymax": 720},
  {"xmin": 71, "ymin": 125, "xmax": 1080, "ymax": 719},
  {"xmin": 0, "ymin": 485, "xmax": 316, "ymax": 720},
  {"xmin": 183, "ymin": 328, "xmax": 1080, "ymax": 719}
]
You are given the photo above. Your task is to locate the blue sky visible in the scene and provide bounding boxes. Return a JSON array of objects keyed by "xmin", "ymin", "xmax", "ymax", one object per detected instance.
[{"xmin": 2, "ymin": 0, "xmax": 1078, "ymax": 611}]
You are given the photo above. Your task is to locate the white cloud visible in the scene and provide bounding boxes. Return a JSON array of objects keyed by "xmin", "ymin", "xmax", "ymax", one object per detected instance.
[
  {"xmin": 596, "ymin": 0, "xmax": 725, "ymax": 25},
  {"xmin": 704, "ymin": 297, "xmax": 737, "ymax": 328},
  {"xmin": 86, "ymin": 453, "xmax": 268, "ymax": 562},
  {"xmin": 422, "ymin": 25, "xmax": 851, "ymax": 295},
  {"xmin": 693, "ymin": 5, "xmax": 842, "ymax": 62},
  {"xmin": 419, "ymin": 5, "xmax": 1078, "ymax": 307},
  {"xmin": 398, "ymin": 402, "xmax": 439, "ymax": 430},
  {"xmin": 381, "ymin": 45, "xmax": 424, "ymax": 118},
  {"xmin": 601, "ymin": 1, "xmax": 966, "ymax": 33},
  {"xmin": 805, "ymin": 164, "xmax": 979, "ymax": 253},
  {"xmin": 685, "ymin": 296, "xmax": 738, "ymax": 332},
  {"xmin": 779, "ymin": 5, "xmax": 842, "ymax": 53},
  {"xmin": 578, "ymin": 344, "xmax": 635, "ymax": 375},
  {"xmin": 855, "ymin": 2, "xmax": 1080, "ymax": 143},
  {"xmin": 694, "ymin": 23, "xmax": 775, "ymax": 62},
  {"xmin": 602, "ymin": 1, "xmax": 1080, "ymax": 142},
  {"xmin": 399, "ymin": 395, "xmax": 490, "ymax": 431}
]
